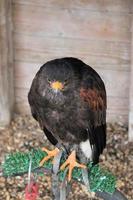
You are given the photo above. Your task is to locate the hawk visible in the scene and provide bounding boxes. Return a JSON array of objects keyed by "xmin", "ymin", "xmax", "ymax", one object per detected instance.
[{"xmin": 28, "ymin": 57, "xmax": 106, "ymax": 181}]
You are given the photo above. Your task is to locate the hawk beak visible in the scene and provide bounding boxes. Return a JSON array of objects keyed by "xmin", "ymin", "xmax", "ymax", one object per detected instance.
[{"xmin": 51, "ymin": 81, "xmax": 64, "ymax": 91}]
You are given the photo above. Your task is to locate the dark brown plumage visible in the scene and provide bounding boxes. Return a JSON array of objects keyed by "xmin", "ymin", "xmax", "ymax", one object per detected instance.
[{"xmin": 28, "ymin": 57, "xmax": 106, "ymax": 165}]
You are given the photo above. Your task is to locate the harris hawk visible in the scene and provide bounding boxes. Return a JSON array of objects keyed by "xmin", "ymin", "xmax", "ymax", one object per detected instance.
[{"xmin": 28, "ymin": 57, "xmax": 106, "ymax": 181}]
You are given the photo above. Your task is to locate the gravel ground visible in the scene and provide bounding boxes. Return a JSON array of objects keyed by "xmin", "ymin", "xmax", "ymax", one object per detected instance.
[{"xmin": 0, "ymin": 115, "xmax": 133, "ymax": 200}]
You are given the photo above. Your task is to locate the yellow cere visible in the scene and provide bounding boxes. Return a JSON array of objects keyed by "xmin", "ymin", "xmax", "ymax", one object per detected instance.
[{"xmin": 51, "ymin": 81, "xmax": 64, "ymax": 90}]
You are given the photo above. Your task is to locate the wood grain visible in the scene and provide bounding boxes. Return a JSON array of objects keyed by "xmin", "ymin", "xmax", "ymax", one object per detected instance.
[
  {"xmin": 12, "ymin": 4, "xmax": 131, "ymax": 42},
  {"xmin": 14, "ymin": 34, "xmax": 130, "ymax": 71},
  {"xmin": 12, "ymin": 0, "xmax": 131, "ymax": 13},
  {"xmin": 0, "ymin": 0, "xmax": 14, "ymax": 126},
  {"xmin": 129, "ymin": 14, "xmax": 133, "ymax": 140}
]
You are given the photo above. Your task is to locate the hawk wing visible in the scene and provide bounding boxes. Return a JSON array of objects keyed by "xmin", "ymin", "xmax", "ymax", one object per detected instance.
[
  {"xmin": 80, "ymin": 69, "xmax": 106, "ymax": 164},
  {"xmin": 28, "ymin": 76, "xmax": 58, "ymax": 146}
]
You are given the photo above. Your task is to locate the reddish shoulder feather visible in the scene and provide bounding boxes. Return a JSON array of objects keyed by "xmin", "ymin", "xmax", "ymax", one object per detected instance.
[{"xmin": 80, "ymin": 88, "xmax": 106, "ymax": 111}]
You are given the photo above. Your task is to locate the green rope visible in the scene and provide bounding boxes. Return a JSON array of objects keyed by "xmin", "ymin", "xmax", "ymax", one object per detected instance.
[{"xmin": 2, "ymin": 148, "xmax": 116, "ymax": 194}]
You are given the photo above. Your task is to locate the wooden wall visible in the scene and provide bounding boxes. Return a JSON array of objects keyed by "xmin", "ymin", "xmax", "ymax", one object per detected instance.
[
  {"xmin": 0, "ymin": 0, "xmax": 14, "ymax": 126},
  {"xmin": 12, "ymin": 0, "xmax": 132, "ymax": 123},
  {"xmin": 129, "ymin": 10, "xmax": 133, "ymax": 140}
]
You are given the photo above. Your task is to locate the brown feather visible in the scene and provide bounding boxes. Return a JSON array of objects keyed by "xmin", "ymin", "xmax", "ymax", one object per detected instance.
[{"xmin": 80, "ymin": 88, "xmax": 106, "ymax": 111}]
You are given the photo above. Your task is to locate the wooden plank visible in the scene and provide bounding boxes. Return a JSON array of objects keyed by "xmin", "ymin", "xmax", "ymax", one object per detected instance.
[
  {"xmin": 12, "ymin": 4, "xmax": 131, "ymax": 42},
  {"xmin": 15, "ymin": 87, "xmax": 128, "ymax": 113},
  {"xmin": 96, "ymin": 68, "xmax": 129, "ymax": 98},
  {"xmin": 14, "ymin": 34, "xmax": 130, "ymax": 71},
  {"xmin": 16, "ymin": 88, "xmax": 129, "ymax": 115},
  {"xmin": 12, "ymin": 0, "xmax": 131, "ymax": 13},
  {"xmin": 129, "ymin": 14, "xmax": 133, "ymax": 141},
  {"xmin": 0, "ymin": 0, "xmax": 14, "ymax": 126},
  {"xmin": 14, "ymin": 86, "xmax": 128, "ymax": 123},
  {"xmin": 14, "ymin": 61, "xmax": 130, "ymax": 98},
  {"xmin": 107, "ymin": 96, "xmax": 128, "ymax": 115},
  {"xmin": 107, "ymin": 113, "xmax": 128, "ymax": 124}
]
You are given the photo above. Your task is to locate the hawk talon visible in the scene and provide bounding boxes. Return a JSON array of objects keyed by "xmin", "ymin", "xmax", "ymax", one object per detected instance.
[
  {"xmin": 39, "ymin": 147, "xmax": 60, "ymax": 167},
  {"xmin": 60, "ymin": 150, "xmax": 86, "ymax": 182}
]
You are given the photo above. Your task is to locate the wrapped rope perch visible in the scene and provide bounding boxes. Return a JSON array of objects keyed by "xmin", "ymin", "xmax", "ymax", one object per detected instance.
[{"xmin": 2, "ymin": 148, "xmax": 116, "ymax": 194}]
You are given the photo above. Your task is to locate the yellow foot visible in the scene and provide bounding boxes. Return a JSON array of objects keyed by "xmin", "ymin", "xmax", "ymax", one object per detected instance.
[
  {"xmin": 39, "ymin": 147, "xmax": 60, "ymax": 167},
  {"xmin": 60, "ymin": 150, "xmax": 86, "ymax": 182}
]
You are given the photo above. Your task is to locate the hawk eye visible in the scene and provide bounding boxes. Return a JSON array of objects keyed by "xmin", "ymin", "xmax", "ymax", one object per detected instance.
[
  {"xmin": 64, "ymin": 79, "xmax": 68, "ymax": 85},
  {"xmin": 47, "ymin": 78, "xmax": 51, "ymax": 83}
]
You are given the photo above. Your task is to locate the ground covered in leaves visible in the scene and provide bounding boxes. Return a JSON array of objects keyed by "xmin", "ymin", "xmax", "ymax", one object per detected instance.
[{"xmin": 0, "ymin": 115, "xmax": 133, "ymax": 200}]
